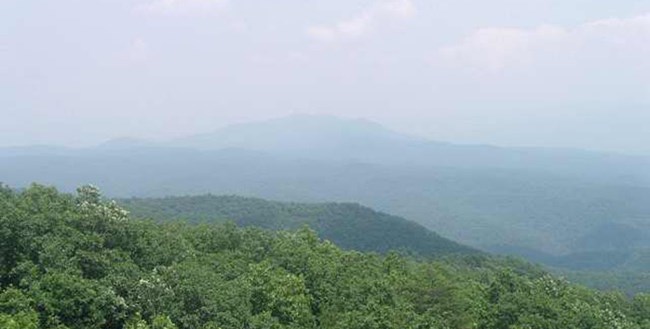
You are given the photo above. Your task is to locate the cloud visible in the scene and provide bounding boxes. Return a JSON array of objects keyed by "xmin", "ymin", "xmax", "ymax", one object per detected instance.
[
  {"xmin": 439, "ymin": 26, "xmax": 568, "ymax": 71},
  {"xmin": 135, "ymin": 0, "xmax": 229, "ymax": 16},
  {"xmin": 439, "ymin": 12, "xmax": 650, "ymax": 73},
  {"xmin": 306, "ymin": 0, "xmax": 416, "ymax": 41}
]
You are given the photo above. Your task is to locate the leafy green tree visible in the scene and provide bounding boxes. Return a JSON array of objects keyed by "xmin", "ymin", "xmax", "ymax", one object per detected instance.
[
  {"xmin": 0, "ymin": 184, "xmax": 648, "ymax": 329},
  {"xmin": 0, "ymin": 311, "xmax": 39, "ymax": 329}
]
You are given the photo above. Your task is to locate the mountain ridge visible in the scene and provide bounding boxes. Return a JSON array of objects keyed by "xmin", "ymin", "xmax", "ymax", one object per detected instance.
[{"xmin": 119, "ymin": 194, "xmax": 479, "ymax": 257}]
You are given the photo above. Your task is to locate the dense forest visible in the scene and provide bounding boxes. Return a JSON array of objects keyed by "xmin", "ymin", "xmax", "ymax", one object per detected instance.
[
  {"xmin": 1, "ymin": 184, "xmax": 650, "ymax": 328},
  {"xmin": 119, "ymin": 194, "xmax": 650, "ymax": 295},
  {"xmin": 119, "ymin": 195, "xmax": 476, "ymax": 257}
]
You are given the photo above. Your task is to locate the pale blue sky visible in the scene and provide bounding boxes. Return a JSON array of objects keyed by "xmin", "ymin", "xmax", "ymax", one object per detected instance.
[{"xmin": 1, "ymin": 0, "xmax": 649, "ymax": 154}]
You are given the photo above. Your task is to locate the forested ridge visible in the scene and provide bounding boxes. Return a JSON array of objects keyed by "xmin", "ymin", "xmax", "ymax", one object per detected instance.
[
  {"xmin": 118, "ymin": 194, "xmax": 650, "ymax": 295},
  {"xmin": 119, "ymin": 195, "xmax": 477, "ymax": 257},
  {"xmin": 1, "ymin": 184, "xmax": 650, "ymax": 329}
]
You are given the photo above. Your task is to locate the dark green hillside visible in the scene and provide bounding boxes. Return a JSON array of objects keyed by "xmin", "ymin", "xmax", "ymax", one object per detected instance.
[
  {"xmin": 119, "ymin": 195, "xmax": 477, "ymax": 257},
  {"xmin": 118, "ymin": 195, "xmax": 650, "ymax": 295},
  {"xmin": 2, "ymin": 184, "xmax": 649, "ymax": 329}
]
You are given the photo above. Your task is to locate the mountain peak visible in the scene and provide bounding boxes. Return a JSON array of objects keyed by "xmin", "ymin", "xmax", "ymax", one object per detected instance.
[{"xmin": 171, "ymin": 114, "xmax": 422, "ymax": 153}]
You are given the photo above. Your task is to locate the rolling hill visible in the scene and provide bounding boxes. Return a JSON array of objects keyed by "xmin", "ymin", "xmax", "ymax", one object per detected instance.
[{"xmin": 119, "ymin": 194, "xmax": 478, "ymax": 257}]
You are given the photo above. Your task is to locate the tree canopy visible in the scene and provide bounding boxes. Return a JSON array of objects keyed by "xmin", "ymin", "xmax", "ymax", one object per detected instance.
[
  {"xmin": 1, "ymin": 184, "xmax": 649, "ymax": 328},
  {"xmin": 119, "ymin": 194, "xmax": 477, "ymax": 257}
]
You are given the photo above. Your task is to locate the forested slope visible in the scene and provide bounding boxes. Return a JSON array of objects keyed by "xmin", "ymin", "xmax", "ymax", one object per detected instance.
[
  {"xmin": 119, "ymin": 195, "xmax": 477, "ymax": 257},
  {"xmin": 120, "ymin": 194, "xmax": 650, "ymax": 295},
  {"xmin": 1, "ymin": 184, "xmax": 649, "ymax": 329},
  {"xmin": 3, "ymin": 148, "xmax": 649, "ymax": 259}
]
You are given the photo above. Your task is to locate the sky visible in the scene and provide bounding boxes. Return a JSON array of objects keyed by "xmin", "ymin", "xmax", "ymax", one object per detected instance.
[{"xmin": 1, "ymin": 0, "xmax": 650, "ymax": 154}]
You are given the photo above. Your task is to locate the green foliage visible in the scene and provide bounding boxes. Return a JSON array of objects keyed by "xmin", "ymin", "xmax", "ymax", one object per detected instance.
[
  {"xmin": 121, "ymin": 193, "xmax": 650, "ymax": 295},
  {"xmin": 0, "ymin": 311, "xmax": 39, "ymax": 329},
  {"xmin": 0, "ymin": 184, "xmax": 648, "ymax": 328},
  {"xmin": 119, "ymin": 195, "xmax": 477, "ymax": 258}
]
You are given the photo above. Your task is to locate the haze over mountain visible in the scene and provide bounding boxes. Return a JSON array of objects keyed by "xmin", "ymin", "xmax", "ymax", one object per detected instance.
[
  {"xmin": 2, "ymin": 115, "xmax": 650, "ymax": 273},
  {"xmin": 171, "ymin": 115, "xmax": 421, "ymax": 155},
  {"xmin": 165, "ymin": 115, "xmax": 650, "ymax": 184},
  {"xmin": 4, "ymin": 1, "xmax": 650, "ymax": 326},
  {"xmin": 4, "ymin": 1, "xmax": 650, "ymax": 155},
  {"xmin": 47, "ymin": 114, "xmax": 647, "ymax": 187}
]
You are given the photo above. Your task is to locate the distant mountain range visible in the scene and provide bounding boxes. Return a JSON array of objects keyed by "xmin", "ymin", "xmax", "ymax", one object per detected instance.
[
  {"xmin": 168, "ymin": 115, "xmax": 650, "ymax": 185},
  {"xmin": 2, "ymin": 114, "xmax": 650, "ymax": 282},
  {"xmin": 9, "ymin": 114, "xmax": 647, "ymax": 183}
]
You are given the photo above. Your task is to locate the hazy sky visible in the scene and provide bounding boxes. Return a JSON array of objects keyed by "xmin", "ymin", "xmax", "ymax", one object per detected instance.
[{"xmin": 2, "ymin": 0, "xmax": 650, "ymax": 154}]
